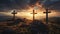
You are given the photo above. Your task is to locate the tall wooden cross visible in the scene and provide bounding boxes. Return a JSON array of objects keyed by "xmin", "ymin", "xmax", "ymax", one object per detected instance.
[
  {"xmin": 31, "ymin": 9, "xmax": 37, "ymax": 21},
  {"xmin": 43, "ymin": 9, "xmax": 52, "ymax": 34},
  {"xmin": 43, "ymin": 8, "xmax": 51, "ymax": 24}
]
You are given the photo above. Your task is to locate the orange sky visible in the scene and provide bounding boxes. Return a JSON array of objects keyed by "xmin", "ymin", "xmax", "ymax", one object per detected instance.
[{"xmin": 0, "ymin": 2, "xmax": 60, "ymax": 20}]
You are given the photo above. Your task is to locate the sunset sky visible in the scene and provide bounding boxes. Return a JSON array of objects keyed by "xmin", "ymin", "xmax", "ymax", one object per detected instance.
[
  {"xmin": 0, "ymin": 0, "xmax": 60, "ymax": 34},
  {"xmin": 0, "ymin": 0, "xmax": 60, "ymax": 20}
]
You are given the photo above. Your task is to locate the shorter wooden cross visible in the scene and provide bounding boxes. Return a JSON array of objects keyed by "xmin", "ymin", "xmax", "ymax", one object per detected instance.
[{"xmin": 11, "ymin": 10, "xmax": 17, "ymax": 21}]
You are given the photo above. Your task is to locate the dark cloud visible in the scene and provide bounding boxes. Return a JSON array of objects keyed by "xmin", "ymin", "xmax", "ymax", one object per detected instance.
[
  {"xmin": 0, "ymin": 0, "xmax": 30, "ymax": 10},
  {"xmin": 0, "ymin": 0, "xmax": 60, "ymax": 11},
  {"xmin": 43, "ymin": 0, "xmax": 60, "ymax": 10},
  {"xmin": 29, "ymin": 0, "xmax": 39, "ymax": 5},
  {"xmin": 0, "ymin": 0, "xmax": 44, "ymax": 10}
]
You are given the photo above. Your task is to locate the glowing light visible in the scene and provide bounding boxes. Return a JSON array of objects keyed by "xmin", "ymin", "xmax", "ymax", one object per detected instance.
[
  {"xmin": 0, "ymin": 2, "xmax": 59, "ymax": 20},
  {"xmin": 16, "ymin": 10, "xmax": 57, "ymax": 20},
  {"xmin": 0, "ymin": 10, "xmax": 58, "ymax": 20}
]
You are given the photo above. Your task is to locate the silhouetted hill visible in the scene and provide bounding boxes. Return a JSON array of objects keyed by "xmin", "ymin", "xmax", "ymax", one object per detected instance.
[
  {"xmin": 7, "ymin": 18, "xmax": 24, "ymax": 26},
  {"xmin": 29, "ymin": 20, "xmax": 48, "ymax": 34}
]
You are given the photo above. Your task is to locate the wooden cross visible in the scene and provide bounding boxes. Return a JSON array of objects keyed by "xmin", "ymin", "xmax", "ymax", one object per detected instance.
[
  {"xmin": 11, "ymin": 10, "xmax": 17, "ymax": 21},
  {"xmin": 43, "ymin": 9, "xmax": 51, "ymax": 24},
  {"xmin": 31, "ymin": 10, "xmax": 37, "ymax": 21}
]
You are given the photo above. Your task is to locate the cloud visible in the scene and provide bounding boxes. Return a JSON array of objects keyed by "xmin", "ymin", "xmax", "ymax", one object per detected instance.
[
  {"xmin": 0, "ymin": 0, "xmax": 30, "ymax": 10},
  {"xmin": 43, "ymin": 0, "xmax": 60, "ymax": 10},
  {"xmin": 0, "ymin": 0, "xmax": 60, "ymax": 12}
]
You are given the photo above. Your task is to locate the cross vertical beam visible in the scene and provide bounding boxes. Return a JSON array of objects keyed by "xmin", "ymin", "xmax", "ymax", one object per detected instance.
[
  {"xmin": 13, "ymin": 13, "xmax": 15, "ymax": 20},
  {"xmin": 33, "ymin": 10, "xmax": 35, "ymax": 21},
  {"xmin": 46, "ymin": 9, "xmax": 48, "ymax": 24}
]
